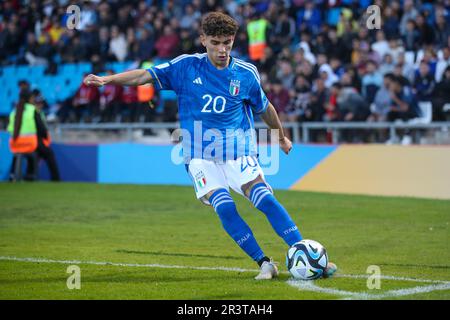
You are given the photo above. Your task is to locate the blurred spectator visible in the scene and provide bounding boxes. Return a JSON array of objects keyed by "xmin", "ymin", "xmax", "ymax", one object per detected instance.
[
  {"xmin": 120, "ymin": 85, "xmax": 139, "ymax": 122},
  {"xmin": 180, "ymin": 4, "xmax": 201, "ymax": 30},
  {"xmin": 337, "ymin": 83, "xmax": 370, "ymax": 123},
  {"xmin": 396, "ymin": 52, "xmax": 416, "ymax": 83},
  {"xmin": 71, "ymin": 75, "xmax": 100, "ymax": 122},
  {"xmin": 319, "ymin": 63, "xmax": 339, "ymax": 88},
  {"xmin": 413, "ymin": 61, "xmax": 436, "ymax": 101},
  {"xmin": 179, "ymin": 28, "xmax": 196, "ymax": 55},
  {"xmin": 78, "ymin": 1, "xmax": 98, "ymax": 31},
  {"xmin": 256, "ymin": 46, "xmax": 276, "ymax": 76},
  {"xmin": 403, "ymin": 20, "xmax": 421, "ymax": 52},
  {"xmin": 126, "ymin": 28, "xmax": 140, "ymax": 61},
  {"xmin": 372, "ymin": 31, "xmax": 390, "ymax": 62},
  {"xmin": 136, "ymin": 28, "xmax": 155, "ymax": 61},
  {"xmin": 288, "ymin": 75, "xmax": 311, "ymax": 122},
  {"xmin": 296, "ymin": 2, "xmax": 321, "ymax": 35},
  {"xmin": 99, "ymin": 70, "xmax": 123, "ymax": 122},
  {"xmin": 368, "ymin": 73, "xmax": 395, "ymax": 122},
  {"xmin": 435, "ymin": 47, "xmax": 450, "ymax": 83},
  {"xmin": 0, "ymin": 20, "xmax": 23, "ymax": 62},
  {"xmin": 154, "ymin": 25, "xmax": 180, "ymax": 59},
  {"xmin": 416, "ymin": 13, "xmax": 435, "ymax": 46},
  {"xmin": 267, "ymin": 80, "xmax": 290, "ymax": 122},
  {"xmin": 434, "ymin": 14, "xmax": 450, "ymax": 48},
  {"xmin": 23, "ymin": 32, "xmax": 46, "ymax": 65},
  {"xmin": 326, "ymin": 27, "xmax": 347, "ymax": 63},
  {"xmin": 324, "ymin": 83, "xmax": 341, "ymax": 122},
  {"xmin": 109, "ymin": 25, "xmax": 128, "ymax": 62},
  {"xmin": 387, "ymin": 38, "xmax": 405, "ymax": 64},
  {"xmin": 383, "ymin": 6, "xmax": 400, "ymax": 38},
  {"xmin": 337, "ymin": 76, "xmax": 371, "ymax": 142},
  {"xmin": 35, "ymin": 32, "xmax": 55, "ymax": 64},
  {"xmin": 94, "ymin": 26, "xmax": 112, "ymax": 62},
  {"xmin": 116, "ymin": 5, "xmax": 134, "ymax": 32},
  {"xmin": 305, "ymin": 78, "xmax": 328, "ymax": 122},
  {"xmin": 362, "ymin": 60, "xmax": 383, "ymax": 105},
  {"xmin": 270, "ymin": 10, "xmax": 295, "ymax": 53},
  {"xmin": 379, "ymin": 53, "xmax": 396, "ymax": 76},
  {"xmin": 399, "ymin": 0, "xmax": 419, "ymax": 36},
  {"xmin": 431, "ymin": 66, "xmax": 450, "ymax": 121},
  {"xmin": 387, "ymin": 76, "xmax": 418, "ymax": 122},
  {"xmin": 276, "ymin": 59, "xmax": 295, "ymax": 91}
]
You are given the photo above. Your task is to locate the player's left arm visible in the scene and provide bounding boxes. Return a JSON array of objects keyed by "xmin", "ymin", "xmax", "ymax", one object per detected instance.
[{"xmin": 260, "ymin": 102, "xmax": 292, "ymax": 154}]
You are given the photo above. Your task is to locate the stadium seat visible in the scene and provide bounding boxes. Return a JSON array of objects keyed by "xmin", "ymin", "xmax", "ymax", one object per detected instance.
[
  {"xmin": 78, "ymin": 62, "xmax": 92, "ymax": 74},
  {"xmin": 60, "ymin": 63, "xmax": 77, "ymax": 75},
  {"xmin": 16, "ymin": 65, "xmax": 31, "ymax": 79},
  {"xmin": 29, "ymin": 65, "xmax": 46, "ymax": 77},
  {"xmin": 327, "ymin": 8, "xmax": 341, "ymax": 26},
  {"xmin": 2, "ymin": 66, "xmax": 16, "ymax": 79}
]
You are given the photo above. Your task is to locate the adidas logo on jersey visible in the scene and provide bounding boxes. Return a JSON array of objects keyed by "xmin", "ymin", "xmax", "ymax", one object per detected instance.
[{"xmin": 193, "ymin": 77, "xmax": 203, "ymax": 85}]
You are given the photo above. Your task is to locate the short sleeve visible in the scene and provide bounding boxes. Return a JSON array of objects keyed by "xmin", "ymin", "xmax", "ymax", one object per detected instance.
[
  {"xmin": 247, "ymin": 78, "xmax": 269, "ymax": 114},
  {"xmin": 147, "ymin": 57, "xmax": 184, "ymax": 91}
]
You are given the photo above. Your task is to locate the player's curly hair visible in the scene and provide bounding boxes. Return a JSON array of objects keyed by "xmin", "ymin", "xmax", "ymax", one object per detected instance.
[{"xmin": 201, "ymin": 12, "xmax": 239, "ymax": 37}]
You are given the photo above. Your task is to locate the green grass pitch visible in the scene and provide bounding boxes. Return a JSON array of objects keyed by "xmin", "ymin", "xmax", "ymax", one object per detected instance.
[{"xmin": 0, "ymin": 182, "xmax": 449, "ymax": 300}]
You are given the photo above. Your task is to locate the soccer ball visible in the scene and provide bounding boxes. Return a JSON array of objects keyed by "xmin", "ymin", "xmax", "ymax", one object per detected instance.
[{"xmin": 286, "ymin": 239, "xmax": 328, "ymax": 280}]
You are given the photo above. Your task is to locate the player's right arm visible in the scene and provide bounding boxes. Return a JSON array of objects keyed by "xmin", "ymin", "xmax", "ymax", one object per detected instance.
[{"xmin": 83, "ymin": 69, "xmax": 153, "ymax": 87}]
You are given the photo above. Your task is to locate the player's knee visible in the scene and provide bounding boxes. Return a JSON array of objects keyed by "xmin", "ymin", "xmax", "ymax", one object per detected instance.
[
  {"xmin": 248, "ymin": 182, "xmax": 273, "ymax": 209},
  {"xmin": 208, "ymin": 188, "xmax": 235, "ymax": 213},
  {"xmin": 241, "ymin": 175, "xmax": 265, "ymax": 197}
]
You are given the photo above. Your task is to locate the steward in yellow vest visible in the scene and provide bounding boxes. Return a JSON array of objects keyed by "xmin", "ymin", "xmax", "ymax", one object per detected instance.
[
  {"xmin": 7, "ymin": 91, "xmax": 38, "ymax": 154},
  {"xmin": 247, "ymin": 14, "xmax": 269, "ymax": 61}
]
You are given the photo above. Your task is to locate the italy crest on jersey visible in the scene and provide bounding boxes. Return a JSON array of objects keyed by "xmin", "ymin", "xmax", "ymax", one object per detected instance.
[
  {"xmin": 195, "ymin": 171, "xmax": 207, "ymax": 188},
  {"xmin": 229, "ymin": 79, "xmax": 240, "ymax": 96}
]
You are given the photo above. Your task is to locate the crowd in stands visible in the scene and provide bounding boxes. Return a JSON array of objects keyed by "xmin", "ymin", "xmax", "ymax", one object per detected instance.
[{"xmin": 0, "ymin": 0, "xmax": 449, "ymax": 142}]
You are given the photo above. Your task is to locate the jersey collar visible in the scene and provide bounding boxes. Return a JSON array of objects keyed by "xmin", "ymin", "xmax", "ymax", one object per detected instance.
[{"xmin": 206, "ymin": 55, "xmax": 235, "ymax": 73}]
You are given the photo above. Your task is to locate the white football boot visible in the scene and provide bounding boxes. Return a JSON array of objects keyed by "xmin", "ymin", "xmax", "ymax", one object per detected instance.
[{"xmin": 255, "ymin": 260, "xmax": 279, "ymax": 280}]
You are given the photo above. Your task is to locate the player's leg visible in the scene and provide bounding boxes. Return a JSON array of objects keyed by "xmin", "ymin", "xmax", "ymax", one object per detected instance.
[
  {"xmin": 242, "ymin": 174, "xmax": 302, "ymax": 247},
  {"xmin": 187, "ymin": 159, "xmax": 271, "ymax": 276},
  {"xmin": 203, "ymin": 188, "xmax": 267, "ymax": 264},
  {"xmin": 243, "ymin": 174, "xmax": 337, "ymax": 278},
  {"xmin": 236, "ymin": 157, "xmax": 337, "ymax": 278}
]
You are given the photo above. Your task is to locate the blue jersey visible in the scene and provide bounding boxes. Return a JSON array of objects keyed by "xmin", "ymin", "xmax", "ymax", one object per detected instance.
[{"xmin": 147, "ymin": 53, "xmax": 269, "ymax": 163}]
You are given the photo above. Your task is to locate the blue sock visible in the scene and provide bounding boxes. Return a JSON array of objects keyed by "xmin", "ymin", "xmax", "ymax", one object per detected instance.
[
  {"xmin": 249, "ymin": 183, "xmax": 302, "ymax": 246},
  {"xmin": 209, "ymin": 189, "xmax": 265, "ymax": 262}
]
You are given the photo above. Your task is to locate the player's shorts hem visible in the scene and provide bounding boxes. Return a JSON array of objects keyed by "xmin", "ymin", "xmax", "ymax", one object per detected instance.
[{"xmin": 195, "ymin": 185, "xmax": 229, "ymax": 206}]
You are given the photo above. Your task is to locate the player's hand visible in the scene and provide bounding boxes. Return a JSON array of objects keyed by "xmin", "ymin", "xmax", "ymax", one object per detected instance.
[
  {"xmin": 84, "ymin": 74, "xmax": 107, "ymax": 87},
  {"xmin": 279, "ymin": 136, "xmax": 292, "ymax": 155}
]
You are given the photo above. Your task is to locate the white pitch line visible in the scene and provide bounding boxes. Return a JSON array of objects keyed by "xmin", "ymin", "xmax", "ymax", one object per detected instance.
[
  {"xmin": 0, "ymin": 256, "xmax": 256, "ymax": 273},
  {"xmin": 333, "ymin": 273, "xmax": 450, "ymax": 284},
  {"xmin": 286, "ymin": 280, "xmax": 450, "ymax": 300},
  {"xmin": 0, "ymin": 256, "xmax": 446, "ymax": 284},
  {"xmin": 1, "ymin": 255, "xmax": 449, "ymax": 299},
  {"xmin": 287, "ymin": 280, "xmax": 371, "ymax": 299}
]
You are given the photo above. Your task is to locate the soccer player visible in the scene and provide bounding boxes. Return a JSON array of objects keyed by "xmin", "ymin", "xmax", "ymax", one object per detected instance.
[{"xmin": 84, "ymin": 12, "xmax": 337, "ymax": 280}]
